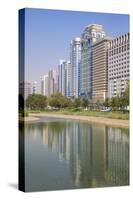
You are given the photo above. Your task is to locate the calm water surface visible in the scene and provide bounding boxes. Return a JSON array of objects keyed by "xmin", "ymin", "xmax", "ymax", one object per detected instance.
[{"xmin": 24, "ymin": 117, "xmax": 129, "ymax": 192}]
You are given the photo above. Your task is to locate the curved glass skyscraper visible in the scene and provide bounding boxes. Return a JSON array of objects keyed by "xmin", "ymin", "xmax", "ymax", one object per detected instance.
[
  {"xmin": 80, "ymin": 24, "xmax": 106, "ymax": 99},
  {"xmin": 70, "ymin": 37, "xmax": 81, "ymax": 98}
]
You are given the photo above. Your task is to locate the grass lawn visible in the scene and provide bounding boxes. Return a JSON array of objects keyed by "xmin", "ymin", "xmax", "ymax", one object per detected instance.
[{"xmin": 40, "ymin": 108, "xmax": 129, "ymax": 120}]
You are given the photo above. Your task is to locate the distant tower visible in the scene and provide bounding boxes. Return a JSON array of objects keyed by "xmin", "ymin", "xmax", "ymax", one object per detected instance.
[
  {"xmin": 48, "ymin": 69, "xmax": 58, "ymax": 95},
  {"xmin": 58, "ymin": 60, "xmax": 66, "ymax": 96},
  {"xmin": 32, "ymin": 81, "xmax": 37, "ymax": 94},
  {"xmin": 70, "ymin": 37, "xmax": 81, "ymax": 98},
  {"xmin": 66, "ymin": 61, "xmax": 71, "ymax": 97},
  {"xmin": 19, "ymin": 81, "xmax": 32, "ymax": 100},
  {"xmin": 24, "ymin": 81, "xmax": 32, "ymax": 99},
  {"xmin": 41, "ymin": 75, "xmax": 49, "ymax": 96},
  {"xmin": 58, "ymin": 60, "xmax": 71, "ymax": 96}
]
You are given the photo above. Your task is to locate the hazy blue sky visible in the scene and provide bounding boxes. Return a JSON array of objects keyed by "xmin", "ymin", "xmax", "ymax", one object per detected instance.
[{"xmin": 24, "ymin": 8, "xmax": 129, "ymax": 83}]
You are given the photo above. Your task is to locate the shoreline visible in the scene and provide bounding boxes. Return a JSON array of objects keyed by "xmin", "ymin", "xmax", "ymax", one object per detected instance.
[
  {"xmin": 28, "ymin": 113, "xmax": 129, "ymax": 128},
  {"xmin": 19, "ymin": 116, "xmax": 40, "ymax": 122}
]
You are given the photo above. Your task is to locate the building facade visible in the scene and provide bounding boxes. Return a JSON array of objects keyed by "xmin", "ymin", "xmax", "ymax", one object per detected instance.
[
  {"xmin": 32, "ymin": 81, "xmax": 37, "ymax": 94},
  {"xmin": 53, "ymin": 69, "xmax": 59, "ymax": 94},
  {"xmin": 19, "ymin": 81, "xmax": 32, "ymax": 100},
  {"xmin": 66, "ymin": 61, "xmax": 71, "ymax": 97},
  {"xmin": 48, "ymin": 69, "xmax": 58, "ymax": 95},
  {"xmin": 25, "ymin": 81, "xmax": 32, "ymax": 99},
  {"xmin": 59, "ymin": 60, "xmax": 66, "ymax": 96},
  {"xmin": 58, "ymin": 60, "xmax": 71, "ymax": 96},
  {"xmin": 92, "ymin": 37, "xmax": 111, "ymax": 102},
  {"xmin": 48, "ymin": 70, "xmax": 54, "ymax": 95},
  {"xmin": 70, "ymin": 37, "xmax": 81, "ymax": 98},
  {"xmin": 80, "ymin": 24, "xmax": 106, "ymax": 99},
  {"xmin": 41, "ymin": 75, "xmax": 49, "ymax": 96},
  {"xmin": 41, "ymin": 70, "xmax": 58, "ymax": 97},
  {"xmin": 108, "ymin": 33, "xmax": 130, "ymax": 98}
]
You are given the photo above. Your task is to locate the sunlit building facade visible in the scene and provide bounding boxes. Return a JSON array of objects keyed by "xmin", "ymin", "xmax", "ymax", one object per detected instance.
[
  {"xmin": 19, "ymin": 81, "xmax": 32, "ymax": 100},
  {"xmin": 32, "ymin": 81, "xmax": 38, "ymax": 94},
  {"xmin": 48, "ymin": 69, "xmax": 58, "ymax": 95},
  {"xmin": 41, "ymin": 74, "xmax": 49, "ymax": 96},
  {"xmin": 80, "ymin": 24, "xmax": 106, "ymax": 99},
  {"xmin": 59, "ymin": 60, "xmax": 71, "ymax": 97},
  {"xmin": 92, "ymin": 37, "xmax": 111, "ymax": 102},
  {"xmin": 70, "ymin": 37, "xmax": 81, "ymax": 98},
  {"xmin": 66, "ymin": 61, "xmax": 72, "ymax": 97},
  {"xmin": 108, "ymin": 33, "xmax": 130, "ymax": 98}
]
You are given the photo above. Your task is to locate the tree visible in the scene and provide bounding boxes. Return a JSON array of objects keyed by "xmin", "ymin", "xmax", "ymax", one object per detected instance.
[
  {"xmin": 122, "ymin": 81, "xmax": 129, "ymax": 109},
  {"xmin": 73, "ymin": 98, "xmax": 82, "ymax": 108},
  {"xmin": 48, "ymin": 92, "xmax": 69, "ymax": 108},
  {"xmin": 96, "ymin": 99, "xmax": 101, "ymax": 109},
  {"xmin": 26, "ymin": 94, "xmax": 47, "ymax": 110},
  {"xmin": 82, "ymin": 98, "xmax": 89, "ymax": 108},
  {"xmin": 103, "ymin": 98, "xmax": 111, "ymax": 107},
  {"xmin": 64, "ymin": 98, "xmax": 73, "ymax": 108},
  {"xmin": 110, "ymin": 96, "xmax": 121, "ymax": 110},
  {"xmin": 110, "ymin": 97, "xmax": 115, "ymax": 110}
]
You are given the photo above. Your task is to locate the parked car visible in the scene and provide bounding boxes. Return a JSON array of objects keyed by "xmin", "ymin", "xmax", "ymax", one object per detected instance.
[{"xmin": 100, "ymin": 107, "xmax": 112, "ymax": 112}]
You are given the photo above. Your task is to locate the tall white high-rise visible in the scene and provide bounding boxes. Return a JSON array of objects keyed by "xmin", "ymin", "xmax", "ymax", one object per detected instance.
[
  {"xmin": 80, "ymin": 24, "xmax": 106, "ymax": 99},
  {"xmin": 59, "ymin": 60, "xmax": 66, "ymax": 96},
  {"xmin": 52, "ymin": 69, "xmax": 59, "ymax": 93},
  {"xmin": 48, "ymin": 69, "xmax": 58, "ymax": 95},
  {"xmin": 58, "ymin": 60, "xmax": 71, "ymax": 96},
  {"xmin": 41, "ymin": 75, "xmax": 49, "ymax": 96},
  {"xmin": 70, "ymin": 37, "xmax": 81, "ymax": 98},
  {"xmin": 32, "ymin": 81, "xmax": 37, "ymax": 94},
  {"xmin": 48, "ymin": 69, "xmax": 54, "ymax": 95},
  {"xmin": 66, "ymin": 61, "xmax": 71, "ymax": 97}
]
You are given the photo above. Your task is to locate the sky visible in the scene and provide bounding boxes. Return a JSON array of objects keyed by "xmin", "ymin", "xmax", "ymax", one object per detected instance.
[{"xmin": 23, "ymin": 8, "xmax": 129, "ymax": 84}]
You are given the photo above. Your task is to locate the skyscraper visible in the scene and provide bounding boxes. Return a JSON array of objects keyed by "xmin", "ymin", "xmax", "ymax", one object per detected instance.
[
  {"xmin": 32, "ymin": 81, "xmax": 37, "ymax": 94},
  {"xmin": 41, "ymin": 70, "xmax": 58, "ymax": 97},
  {"xmin": 25, "ymin": 81, "xmax": 32, "ymax": 99},
  {"xmin": 66, "ymin": 61, "xmax": 71, "ymax": 97},
  {"xmin": 48, "ymin": 70, "xmax": 54, "ymax": 95},
  {"xmin": 41, "ymin": 74, "xmax": 49, "ymax": 96},
  {"xmin": 58, "ymin": 60, "xmax": 71, "ymax": 97},
  {"xmin": 52, "ymin": 69, "xmax": 59, "ymax": 94},
  {"xmin": 19, "ymin": 81, "xmax": 32, "ymax": 100},
  {"xmin": 108, "ymin": 33, "xmax": 130, "ymax": 98},
  {"xmin": 70, "ymin": 37, "xmax": 81, "ymax": 98},
  {"xmin": 59, "ymin": 60, "xmax": 66, "ymax": 95},
  {"xmin": 92, "ymin": 37, "xmax": 111, "ymax": 102},
  {"xmin": 80, "ymin": 24, "xmax": 106, "ymax": 99}
]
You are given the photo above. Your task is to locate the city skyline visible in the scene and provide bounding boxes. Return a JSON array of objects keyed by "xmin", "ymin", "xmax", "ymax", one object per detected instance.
[
  {"xmin": 19, "ymin": 7, "xmax": 130, "ymax": 193},
  {"xmin": 25, "ymin": 31, "xmax": 130, "ymax": 101},
  {"xmin": 24, "ymin": 8, "xmax": 129, "ymax": 84}
]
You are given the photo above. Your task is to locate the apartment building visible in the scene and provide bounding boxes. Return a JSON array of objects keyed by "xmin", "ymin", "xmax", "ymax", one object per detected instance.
[
  {"xmin": 92, "ymin": 37, "xmax": 111, "ymax": 102},
  {"xmin": 108, "ymin": 33, "xmax": 130, "ymax": 98}
]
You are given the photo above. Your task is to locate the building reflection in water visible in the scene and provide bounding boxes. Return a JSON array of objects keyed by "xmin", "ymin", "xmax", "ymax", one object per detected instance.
[
  {"xmin": 105, "ymin": 127, "xmax": 129, "ymax": 186},
  {"xmin": 26, "ymin": 119, "xmax": 129, "ymax": 188}
]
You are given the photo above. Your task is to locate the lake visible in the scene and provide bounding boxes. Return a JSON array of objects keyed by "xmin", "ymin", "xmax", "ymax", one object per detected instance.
[{"xmin": 23, "ymin": 117, "xmax": 129, "ymax": 192}]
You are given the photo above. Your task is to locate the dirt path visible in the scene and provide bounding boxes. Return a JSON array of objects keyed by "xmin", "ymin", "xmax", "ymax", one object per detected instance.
[{"xmin": 29, "ymin": 113, "xmax": 129, "ymax": 128}]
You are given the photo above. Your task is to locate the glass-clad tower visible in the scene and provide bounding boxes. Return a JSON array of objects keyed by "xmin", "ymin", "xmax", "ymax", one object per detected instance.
[
  {"xmin": 59, "ymin": 60, "xmax": 71, "ymax": 97},
  {"xmin": 70, "ymin": 37, "xmax": 81, "ymax": 98},
  {"xmin": 80, "ymin": 24, "xmax": 106, "ymax": 99}
]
